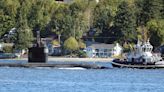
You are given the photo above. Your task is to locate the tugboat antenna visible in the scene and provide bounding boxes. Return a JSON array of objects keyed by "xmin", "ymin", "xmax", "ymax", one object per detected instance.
[{"xmin": 36, "ymin": 31, "xmax": 41, "ymax": 47}]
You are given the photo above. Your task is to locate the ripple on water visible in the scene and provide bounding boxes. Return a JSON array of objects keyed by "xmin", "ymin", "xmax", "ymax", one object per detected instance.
[{"xmin": 0, "ymin": 67, "xmax": 164, "ymax": 92}]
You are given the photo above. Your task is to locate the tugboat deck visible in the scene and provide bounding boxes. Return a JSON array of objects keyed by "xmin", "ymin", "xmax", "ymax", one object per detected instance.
[{"xmin": 111, "ymin": 61, "xmax": 164, "ymax": 69}]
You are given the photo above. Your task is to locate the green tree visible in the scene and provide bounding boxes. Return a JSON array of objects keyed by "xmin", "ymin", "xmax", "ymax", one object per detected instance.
[
  {"xmin": 114, "ymin": 1, "xmax": 137, "ymax": 43},
  {"xmin": 50, "ymin": 4, "xmax": 70, "ymax": 40},
  {"xmin": 51, "ymin": 40, "xmax": 60, "ymax": 46},
  {"xmin": 147, "ymin": 19, "xmax": 164, "ymax": 47},
  {"xmin": 93, "ymin": 1, "xmax": 113, "ymax": 42},
  {"xmin": 0, "ymin": 15, "xmax": 15, "ymax": 38},
  {"xmin": 92, "ymin": 0, "xmax": 135, "ymax": 43},
  {"xmin": 3, "ymin": 45, "xmax": 13, "ymax": 53},
  {"xmin": 69, "ymin": 0, "xmax": 89, "ymax": 40},
  {"xmin": 14, "ymin": 1, "xmax": 33, "ymax": 50},
  {"xmin": 78, "ymin": 40, "xmax": 86, "ymax": 49},
  {"xmin": 63, "ymin": 37, "xmax": 79, "ymax": 54},
  {"xmin": 28, "ymin": 0, "xmax": 56, "ymax": 36},
  {"xmin": 14, "ymin": 28, "xmax": 33, "ymax": 50},
  {"xmin": 0, "ymin": 0, "xmax": 20, "ymax": 18},
  {"xmin": 0, "ymin": 0, "xmax": 20, "ymax": 38},
  {"xmin": 136, "ymin": 0, "xmax": 163, "ymax": 26},
  {"xmin": 50, "ymin": 1, "xmax": 89, "ymax": 41},
  {"xmin": 95, "ymin": 0, "xmax": 125, "ymax": 17},
  {"xmin": 136, "ymin": 26, "xmax": 149, "ymax": 41}
]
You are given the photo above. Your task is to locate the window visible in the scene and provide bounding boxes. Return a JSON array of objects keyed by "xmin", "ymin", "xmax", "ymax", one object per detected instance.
[
  {"xmin": 95, "ymin": 49, "xmax": 99, "ymax": 52},
  {"xmin": 108, "ymin": 49, "xmax": 111, "ymax": 52},
  {"xmin": 100, "ymin": 49, "xmax": 104, "ymax": 52},
  {"xmin": 104, "ymin": 53, "xmax": 107, "ymax": 56},
  {"xmin": 100, "ymin": 53, "xmax": 103, "ymax": 56},
  {"xmin": 143, "ymin": 48, "xmax": 146, "ymax": 52},
  {"xmin": 104, "ymin": 49, "xmax": 108, "ymax": 52}
]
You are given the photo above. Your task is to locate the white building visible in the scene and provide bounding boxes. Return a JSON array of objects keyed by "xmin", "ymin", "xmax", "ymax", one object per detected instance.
[
  {"xmin": 95, "ymin": 0, "xmax": 99, "ymax": 3},
  {"xmin": 84, "ymin": 42, "xmax": 123, "ymax": 58},
  {"xmin": 0, "ymin": 44, "xmax": 2, "ymax": 51}
]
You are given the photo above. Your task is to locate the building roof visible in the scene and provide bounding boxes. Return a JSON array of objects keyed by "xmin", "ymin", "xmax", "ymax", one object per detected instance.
[
  {"xmin": 90, "ymin": 43, "xmax": 115, "ymax": 49},
  {"xmin": 85, "ymin": 41, "xmax": 100, "ymax": 47},
  {"xmin": 85, "ymin": 41, "xmax": 116, "ymax": 49}
]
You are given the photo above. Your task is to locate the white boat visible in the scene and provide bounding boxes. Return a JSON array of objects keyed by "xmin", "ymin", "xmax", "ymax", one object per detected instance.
[{"xmin": 111, "ymin": 39, "xmax": 164, "ymax": 69}]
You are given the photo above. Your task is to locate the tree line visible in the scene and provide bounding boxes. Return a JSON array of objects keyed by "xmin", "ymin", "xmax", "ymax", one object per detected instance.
[{"xmin": 0, "ymin": 0, "xmax": 164, "ymax": 52}]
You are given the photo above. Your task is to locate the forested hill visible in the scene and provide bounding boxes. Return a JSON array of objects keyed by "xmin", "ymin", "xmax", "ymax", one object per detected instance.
[{"xmin": 0, "ymin": 0, "xmax": 164, "ymax": 50}]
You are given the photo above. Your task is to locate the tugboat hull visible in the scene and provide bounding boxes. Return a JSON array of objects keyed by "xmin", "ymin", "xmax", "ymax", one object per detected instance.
[{"xmin": 111, "ymin": 59, "xmax": 164, "ymax": 69}]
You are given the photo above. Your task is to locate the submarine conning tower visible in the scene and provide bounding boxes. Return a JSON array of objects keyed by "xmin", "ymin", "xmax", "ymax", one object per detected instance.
[{"xmin": 28, "ymin": 31, "xmax": 48, "ymax": 63}]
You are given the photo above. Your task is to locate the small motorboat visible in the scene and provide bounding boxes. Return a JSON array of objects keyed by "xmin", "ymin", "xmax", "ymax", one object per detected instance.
[{"xmin": 111, "ymin": 39, "xmax": 164, "ymax": 69}]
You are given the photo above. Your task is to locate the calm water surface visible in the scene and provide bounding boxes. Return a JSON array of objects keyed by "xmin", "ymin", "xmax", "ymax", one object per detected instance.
[{"xmin": 0, "ymin": 67, "xmax": 164, "ymax": 92}]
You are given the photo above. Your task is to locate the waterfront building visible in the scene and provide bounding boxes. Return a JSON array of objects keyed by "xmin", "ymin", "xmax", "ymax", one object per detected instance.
[
  {"xmin": 84, "ymin": 42, "xmax": 123, "ymax": 58},
  {"xmin": 47, "ymin": 43, "xmax": 61, "ymax": 56}
]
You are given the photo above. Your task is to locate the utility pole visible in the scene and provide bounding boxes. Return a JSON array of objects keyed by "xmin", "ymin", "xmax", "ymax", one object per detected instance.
[
  {"xmin": 73, "ymin": 18, "xmax": 76, "ymax": 38},
  {"xmin": 58, "ymin": 34, "xmax": 61, "ymax": 46}
]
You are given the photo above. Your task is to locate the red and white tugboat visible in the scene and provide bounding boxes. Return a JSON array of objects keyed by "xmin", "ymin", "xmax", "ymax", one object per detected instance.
[{"xmin": 111, "ymin": 39, "xmax": 164, "ymax": 69}]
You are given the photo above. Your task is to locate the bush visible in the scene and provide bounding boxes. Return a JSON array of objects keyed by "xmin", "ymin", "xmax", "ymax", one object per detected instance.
[
  {"xmin": 64, "ymin": 37, "xmax": 79, "ymax": 54},
  {"xmin": 78, "ymin": 41, "xmax": 86, "ymax": 49},
  {"xmin": 51, "ymin": 40, "xmax": 60, "ymax": 46},
  {"xmin": 78, "ymin": 50, "xmax": 87, "ymax": 58},
  {"xmin": 3, "ymin": 46, "xmax": 13, "ymax": 53},
  {"xmin": 123, "ymin": 43, "xmax": 134, "ymax": 53}
]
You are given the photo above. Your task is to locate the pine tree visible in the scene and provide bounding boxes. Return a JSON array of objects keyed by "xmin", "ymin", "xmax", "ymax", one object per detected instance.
[
  {"xmin": 136, "ymin": 0, "xmax": 163, "ymax": 26},
  {"xmin": 14, "ymin": 1, "xmax": 33, "ymax": 50},
  {"xmin": 114, "ymin": 1, "xmax": 136, "ymax": 43}
]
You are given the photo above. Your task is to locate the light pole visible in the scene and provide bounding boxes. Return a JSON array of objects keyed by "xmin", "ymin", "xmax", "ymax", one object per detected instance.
[{"xmin": 58, "ymin": 34, "xmax": 61, "ymax": 46}]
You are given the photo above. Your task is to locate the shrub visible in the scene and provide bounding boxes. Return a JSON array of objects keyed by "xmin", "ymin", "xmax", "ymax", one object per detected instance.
[
  {"xmin": 78, "ymin": 50, "xmax": 87, "ymax": 58},
  {"xmin": 64, "ymin": 37, "xmax": 79, "ymax": 53},
  {"xmin": 51, "ymin": 40, "xmax": 60, "ymax": 46},
  {"xmin": 78, "ymin": 41, "xmax": 86, "ymax": 49},
  {"xmin": 3, "ymin": 46, "xmax": 13, "ymax": 53}
]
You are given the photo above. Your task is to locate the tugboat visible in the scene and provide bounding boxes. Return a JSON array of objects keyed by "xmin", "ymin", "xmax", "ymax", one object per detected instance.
[{"xmin": 111, "ymin": 39, "xmax": 164, "ymax": 69}]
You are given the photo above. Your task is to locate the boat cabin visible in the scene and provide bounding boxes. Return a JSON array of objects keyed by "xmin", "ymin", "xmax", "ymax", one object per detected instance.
[{"xmin": 127, "ymin": 39, "xmax": 162, "ymax": 63}]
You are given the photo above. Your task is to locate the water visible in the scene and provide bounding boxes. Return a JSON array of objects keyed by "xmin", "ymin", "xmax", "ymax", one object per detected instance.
[{"xmin": 0, "ymin": 67, "xmax": 164, "ymax": 92}]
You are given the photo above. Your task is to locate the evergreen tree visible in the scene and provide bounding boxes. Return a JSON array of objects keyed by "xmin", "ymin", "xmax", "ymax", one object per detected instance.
[
  {"xmin": 49, "ymin": 4, "xmax": 70, "ymax": 40},
  {"xmin": 0, "ymin": 14, "xmax": 15, "ymax": 38},
  {"xmin": 114, "ymin": 1, "xmax": 137, "ymax": 43},
  {"xmin": 136, "ymin": 0, "xmax": 163, "ymax": 26},
  {"xmin": 0, "ymin": 0, "xmax": 20, "ymax": 38},
  {"xmin": 14, "ymin": 1, "xmax": 33, "ymax": 50},
  {"xmin": 50, "ymin": 1, "xmax": 90, "ymax": 41},
  {"xmin": 14, "ymin": 28, "xmax": 33, "ymax": 50},
  {"xmin": 28, "ymin": 0, "xmax": 56, "ymax": 37},
  {"xmin": 147, "ymin": 19, "xmax": 164, "ymax": 47},
  {"xmin": 93, "ymin": 1, "xmax": 113, "ymax": 33}
]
